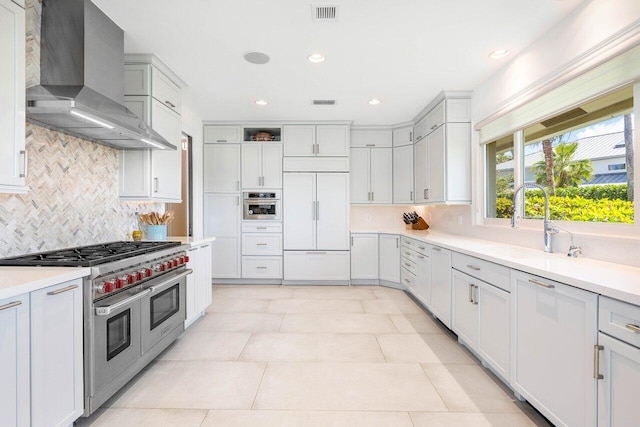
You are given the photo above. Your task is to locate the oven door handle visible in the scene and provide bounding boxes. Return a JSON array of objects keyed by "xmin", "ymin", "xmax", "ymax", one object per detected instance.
[
  {"xmin": 149, "ymin": 269, "xmax": 193, "ymax": 294},
  {"xmin": 95, "ymin": 289, "xmax": 151, "ymax": 316}
]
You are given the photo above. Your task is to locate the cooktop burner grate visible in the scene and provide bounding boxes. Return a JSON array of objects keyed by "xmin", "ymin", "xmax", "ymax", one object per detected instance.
[{"xmin": 0, "ymin": 241, "xmax": 182, "ymax": 267}]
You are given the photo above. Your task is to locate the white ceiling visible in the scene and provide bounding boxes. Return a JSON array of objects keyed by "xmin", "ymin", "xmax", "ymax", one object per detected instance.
[{"xmin": 93, "ymin": 0, "xmax": 584, "ymax": 126}]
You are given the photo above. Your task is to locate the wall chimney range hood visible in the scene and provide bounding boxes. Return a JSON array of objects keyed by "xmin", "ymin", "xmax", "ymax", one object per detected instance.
[{"xmin": 26, "ymin": 0, "xmax": 176, "ymax": 150}]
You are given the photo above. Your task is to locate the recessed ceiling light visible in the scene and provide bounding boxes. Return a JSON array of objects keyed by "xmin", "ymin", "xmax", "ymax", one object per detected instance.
[
  {"xmin": 308, "ymin": 53, "xmax": 325, "ymax": 63},
  {"xmin": 255, "ymin": 99, "xmax": 268, "ymax": 106},
  {"xmin": 368, "ymin": 99, "xmax": 381, "ymax": 105},
  {"xmin": 489, "ymin": 49, "xmax": 510, "ymax": 59},
  {"xmin": 244, "ymin": 51, "xmax": 270, "ymax": 64}
]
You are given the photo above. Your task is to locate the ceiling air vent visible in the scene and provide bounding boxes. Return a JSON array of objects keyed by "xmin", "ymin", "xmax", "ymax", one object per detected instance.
[
  {"xmin": 313, "ymin": 99, "xmax": 336, "ymax": 105},
  {"xmin": 312, "ymin": 5, "xmax": 338, "ymax": 22},
  {"xmin": 540, "ymin": 107, "xmax": 587, "ymax": 128}
]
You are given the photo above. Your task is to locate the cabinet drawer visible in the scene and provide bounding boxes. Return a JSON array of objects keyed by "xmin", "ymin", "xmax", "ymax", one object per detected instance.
[
  {"xmin": 401, "ymin": 258, "xmax": 417, "ymax": 275},
  {"xmin": 400, "ymin": 267, "xmax": 416, "ymax": 292},
  {"xmin": 151, "ymin": 69, "xmax": 181, "ymax": 113},
  {"xmin": 452, "ymin": 252, "xmax": 510, "ymax": 292},
  {"xmin": 400, "ymin": 237, "xmax": 429, "ymax": 256},
  {"xmin": 401, "ymin": 247, "xmax": 418, "ymax": 263},
  {"xmin": 284, "ymin": 251, "xmax": 350, "ymax": 281},
  {"xmin": 204, "ymin": 126, "xmax": 242, "ymax": 144},
  {"xmin": 242, "ymin": 234, "xmax": 283, "ymax": 255},
  {"xmin": 242, "ymin": 256, "xmax": 282, "ymax": 278},
  {"xmin": 600, "ymin": 296, "xmax": 640, "ymax": 347},
  {"xmin": 242, "ymin": 222, "xmax": 283, "ymax": 233}
]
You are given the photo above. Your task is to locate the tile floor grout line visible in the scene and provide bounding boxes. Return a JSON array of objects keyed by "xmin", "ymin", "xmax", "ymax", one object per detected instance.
[
  {"xmin": 419, "ymin": 362, "xmax": 453, "ymax": 413},
  {"xmin": 250, "ymin": 361, "xmax": 270, "ymax": 410},
  {"xmin": 236, "ymin": 331, "xmax": 254, "ymax": 361},
  {"xmin": 373, "ymin": 333, "xmax": 389, "ymax": 363}
]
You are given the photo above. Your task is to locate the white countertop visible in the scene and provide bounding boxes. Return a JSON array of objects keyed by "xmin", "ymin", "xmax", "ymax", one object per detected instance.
[
  {"xmin": 352, "ymin": 228, "xmax": 640, "ymax": 306},
  {"xmin": 0, "ymin": 267, "xmax": 91, "ymax": 301},
  {"xmin": 168, "ymin": 236, "xmax": 216, "ymax": 247}
]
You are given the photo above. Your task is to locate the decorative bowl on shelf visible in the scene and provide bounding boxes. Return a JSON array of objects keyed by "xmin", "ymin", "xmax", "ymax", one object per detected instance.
[{"xmin": 252, "ymin": 131, "xmax": 275, "ymax": 141}]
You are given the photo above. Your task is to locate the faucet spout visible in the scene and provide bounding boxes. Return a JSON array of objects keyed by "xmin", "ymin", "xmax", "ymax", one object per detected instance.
[{"xmin": 511, "ymin": 182, "xmax": 555, "ymax": 253}]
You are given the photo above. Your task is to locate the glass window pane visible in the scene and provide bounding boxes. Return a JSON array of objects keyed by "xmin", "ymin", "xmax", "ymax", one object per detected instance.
[{"xmin": 486, "ymin": 134, "xmax": 515, "ymax": 218}]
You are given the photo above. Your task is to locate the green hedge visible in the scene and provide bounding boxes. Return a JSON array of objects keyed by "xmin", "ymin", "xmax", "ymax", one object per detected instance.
[
  {"xmin": 498, "ymin": 184, "xmax": 628, "ymax": 201},
  {"xmin": 496, "ymin": 195, "xmax": 634, "ymax": 223}
]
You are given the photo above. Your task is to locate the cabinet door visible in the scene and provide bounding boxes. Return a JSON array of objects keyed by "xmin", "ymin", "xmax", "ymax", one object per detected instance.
[
  {"xmin": 241, "ymin": 143, "xmax": 262, "ymax": 188},
  {"xmin": 427, "ymin": 125, "xmax": 445, "ymax": 203},
  {"xmin": 211, "ymin": 237, "xmax": 241, "ymax": 278},
  {"xmin": 204, "ymin": 126, "xmax": 242, "ymax": 144},
  {"xmin": 316, "ymin": 125, "xmax": 349, "ymax": 156},
  {"xmin": 316, "ymin": 173, "xmax": 350, "ymax": 250},
  {"xmin": 0, "ymin": 0, "xmax": 26, "ymax": 191},
  {"xmin": 119, "ymin": 149, "xmax": 151, "ymax": 198},
  {"xmin": 445, "ymin": 123, "xmax": 472, "ymax": 202},
  {"xmin": 30, "ymin": 279, "xmax": 83, "ymax": 427},
  {"xmin": 414, "ymin": 117, "xmax": 427, "ymax": 143},
  {"xmin": 598, "ymin": 332, "xmax": 640, "ymax": 427},
  {"xmin": 393, "ymin": 144, "xmax": 414, "ymax": 204},
  {"xmin": 392, "ymin": 126, "xmax": 413, "ymax": 147},
  {"xmin": 204, "ymin": 144, "xmax": 241, "ymax": 193},
  {"xmin": 283, "ymin": 125, "xmax": 315, "ymax": 156},
  {"xmin": 415, "ymin": 251, "xmax": 431, "ymax": 304},
  {"xmin": 351, "ymin": 129, "xmax": 392, "ymax": 148},
  {"xmin": 261, "ymin": 143, "xmax": 283, "ymax": 188},
  {"xmin": 477, "ymin": 281, "xmax": 510, "ymax": 381},
  {"xmin": 195, "ymin": 244, "xmax": 212, "ymax": 312},
  {"xmin": 204, "ymin": 193, "xmax": 241, "ymax": 238},
  {"xmin": 185, "ymin": 246, "xmax": 199, "ymax": 327},
  {"xmin": 151, "ymin": 68, "xmax": 181, "ymax": 114},
  {"xmin": 512, "ymin": 271, "xmax": 597, "ymax": 427},
  {"xmin": 283, "ymin": 173, "xmax": 316, "ymax": 249},
  {"xmin": 426, "ymin": 101, "xmax": 445, "ymax": 132},
  {"xmin": 350, "ymin": 234, "xmax": 379, "ymax": 280},
  {"xmin": 379, "ymin": 234, "xmax": 400, "ymax": 283},
  {"xmin": 350, "ymin": 148, "xmax": 370, "ymax": 203},
  {"xmin": 150, "ymin": 99, "xmax": 182, "ymax": 200},
  {"xmin": 284, "ymin": 251, "xmax": 350, "ymax": 281},
  {"xmin": 0, "ymin": 293, "xmax": 29, "ymax": 427},
  {"xmin": 414, "ymin": 138, "xmax": 428, "ymax": 203},
  {"xmin": 451, "ymin": 270, "xmax": 478, "ymax": 348},
  {"xmin": 429, "ymin": 247, "xmax": 452, "ymax": 328},
  {"xmin": 370, "ymin": 148, "xmax": 392, "ymax": 204}
]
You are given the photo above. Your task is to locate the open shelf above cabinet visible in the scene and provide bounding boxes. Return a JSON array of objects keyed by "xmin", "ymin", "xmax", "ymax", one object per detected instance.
[{"xmin": 243, "ymin": 127, "xmax": 282, "ymax": 142}]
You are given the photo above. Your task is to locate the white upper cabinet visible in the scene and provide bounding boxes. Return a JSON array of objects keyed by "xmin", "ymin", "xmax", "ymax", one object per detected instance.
[
  {"xmin": 242, "ymin": 143, "xmax": 282, "ymax": 189},
  {"xmin": 392, "ymin": 126, "xmax": 413, "ymax": 147},
  {"xmin": 414, "ymin": 116, "xmax": 428, "ymax": 144},
  {"xmin": 120, "ymin": 57, "xmax": 184, "ymax": 201},
  {"xmin": 283, "ymin": 124, "xmax": 349, "ymax": 157},
  {"xmin": 204, "ymin": 125, "xmax": 242, "ymax": 144},
  {"xmin": 350, "ymin": 147, "xmax": 392, "ymax": 204},
  {"xmin": 204, "ymin": 143, "xmax": 240, "ymax": 193},
  {"xmin": 0, "ymin": 0, "xmax": 26, "ymax": 194},
  {"xmin": 393, "ymin": 144, "xmax": 414, "ymax": 204},
  {"xmin": 351, "ymin": 129, "xmax": 392, "ymax": 147}
]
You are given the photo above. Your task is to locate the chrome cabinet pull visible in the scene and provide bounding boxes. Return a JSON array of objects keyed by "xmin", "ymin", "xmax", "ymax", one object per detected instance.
[
  {"xmin": 417, "ymin": 255, "xmax": 425, "ymax": 259},
  {"xmin": 47, "ymin": 284, "xmax": 78, "ymax": 296},
  {"xmin": 594, "ymin": 345, "xmax": 604, "ymax": 379},
  {"xmin": 371, "ymin": 191, "xmax": 374, "ymax": 201},
  {"xmin": 410, "ymin": 191, "xmax": 413, "ymax": 201},
  {"xmin": 431, "ymin": 124, "xmax": 437, "ymax": 130},
  {"xmin": 366, "ymin": 144, "xmax": 375, "ymax": 147},
  {"xmin": 0, "ymin": 301, "xmax": 22, "ymax": 311},
  {"xmin": 409, "ymin": 132, "xmax": 413, "ymax": 142},
  {"xmin": 404, "ymin": 251, "xmax": 411, "ymax": 255},
  {"xmin": 432, "ymin": 247, "xmax": 441, "ymax": 252},
  {"xmin": 256, "ymin": 243, "xmax": 268, "ymax": 246},
  {"xmin": 404, "ymin": 263, "xmax": 411, "ymax": 267},
  {"xmin": 188, "ymin": 247, "xmax": 199, "ymax": 252},
  {"xmin": 216, "ymin": 139, "xmax": 227, "ymax": 143},
  {"xmin": 164, "ymin": 100, "xmax": 176, "ymax": 108},
  {"xmin": 312, "ymin": 201, "xmax": 316, "ymax": 220},
  {"xmin": 256, "ymin": 227, "xmax": 268, "ymax": 230},
  {"xmin": 426, "ymin": 188, "xmax": 430, "ymax": 199},
  {"xmin": 469, "ymin": 283, "xmax": 473, "ymax": 303},
  {"xmin": 418, "ymin": 246, "xmax": 426, "ymax": 250},
  {"xmin": 153, "ymin": 177, "xmax": 159, "ymax": 193},
  {"xmin": 404, "ymin": 279, "xmax": 411, "ymax": 284},
  {"xmin": 466, "ymin": 265, "xmax": 481, "ymax": 271},
  {"xmin": 256, "ymin": 266, "xmax": 267, "ymax": 270},
  {"xmin": 473, "ymin": 285, "xmax": 479, "ymax": 305},
  {"xmin": 316, "ymin": 201, "xmax": 320, "ymax": 220},
  {"xmin": 528, "ymin": 278, "xmax": 555, "ymax": 289},
  {"xmin": 315, "ymin": 143, "xmax": 320, "ymax": 154},
  {"xmin": 423, "ymin": 189, "xmax": 427, "ymax": 199},
  {"xmin": 19, "ymin": 150, "xmax": 27, "ymax": 178},
  {"xmin": 626, "ymin": 324, "xmax": 640, "ymax": 333}
]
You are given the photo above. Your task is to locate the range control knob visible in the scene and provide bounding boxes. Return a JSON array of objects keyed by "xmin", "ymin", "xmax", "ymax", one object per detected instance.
[
  {"xmin": 145, "ymin": 268, "xmax": 153, "ymax": 277},
  {"xmin": 184, "ymin": 255, "xmax": 190, "ymax": 263},
  {"xmin": 172, "ymin": 259, "xmax": 178, "ymax": 267},
  {"xmin": 97, "ymin": 281, "xmax": 114, "ymax": 294},
  {"xmin": 136, "ymin": 271, "xmax": 145, "ymax": 281},
  {"xmin": 127, "ymin": 274, "xmax": 136, "ymax": 284},
  {"xmin": 161, "ymin": 262, "xmax": 169, "ymax": 271},
  {"xmin": 115, "ymin": 277, "xmax": 125, "ymax": 289}
]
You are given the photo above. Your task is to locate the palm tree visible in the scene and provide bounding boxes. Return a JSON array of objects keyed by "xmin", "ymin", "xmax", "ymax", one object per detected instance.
[{"xmin": 533, "ymin": 141, "xmax": 594, "ymax": 188}]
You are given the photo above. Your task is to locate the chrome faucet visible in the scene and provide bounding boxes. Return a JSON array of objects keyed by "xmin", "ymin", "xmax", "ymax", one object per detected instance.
[{"xmin": 511, "ymin": 182, "xmax": 558, "ymax": 253}]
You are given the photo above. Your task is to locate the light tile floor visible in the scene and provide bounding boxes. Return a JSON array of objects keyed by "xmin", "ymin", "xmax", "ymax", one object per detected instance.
[{"xmin": 77, "ymin": 285, "xmax": 552, "ymax": 427}]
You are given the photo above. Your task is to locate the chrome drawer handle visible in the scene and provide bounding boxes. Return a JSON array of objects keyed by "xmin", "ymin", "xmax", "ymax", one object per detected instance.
[
  {"xmin": 528, "ymin": 279, "xmax": 555, "ymax": 289},
  {"xmin": 594, "ymin": 345, "xmax": 604, "ymax": 380},
  {"xmin": 256, "ymin": 266, "xmax": 268, "ymax": 269},
  {"xmin": 165, "ymin": 100, "xmax": 176, "ymax": 108},
  {"xmin": 417, "ymin": 255, "xmax": 425, "ymax": 259},
  {"xmin": 256, "ymin": 227, "xmax": 268, "ymax": 230},
  {"xmin": 47, "ymin": 284, "xmax": 78, "ymax": 296},
  {"xmin": 256, "ymin": 243, "xmax": 268, "ymax": 246},
  {"xmin": 466, "ymin": 265, "xmax": 481, "ymax": 271},
  {"xmin": 0, "ymin": 301, "xmax": 22, "ymax": 311},
  {"xmin": 404, "ymin": 263, "xmax": 411, "ymax": 267},
  {"xmin": 366, "ymin": 144, "xmax": 376, "ymax": 147},
  {"xmin": 216, "ymin": 139, "xmax": 228, "ymax": 142},
  {"xmin": 404, "ymin": 251, "xmax": 411, "ymax": 255},
  {"xmin": 404, "ymin": 279, "xmax": 410, "ymax": 284},
  {"xmin": 432, "ymin": 247, "xmax": 441, "ymax": 252},
  {"xmin": 418, "ymin": 246, "xmax": 426, "ymax": 250},
  {"xmin": 626, "ymin": 324, "xmax": 640, "ymax": 333}
]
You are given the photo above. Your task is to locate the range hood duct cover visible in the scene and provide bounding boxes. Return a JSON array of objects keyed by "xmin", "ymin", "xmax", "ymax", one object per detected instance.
[{"xmin": 26, "ymin": 0, "xmax": 176, "ymax": 150}]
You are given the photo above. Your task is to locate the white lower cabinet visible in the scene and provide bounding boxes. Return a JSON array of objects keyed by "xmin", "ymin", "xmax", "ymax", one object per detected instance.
[
  {"xmin": 210, "ymin": 237, "xmax": 241, "ymax": 279},
  {"xmin": 242, "ymin": 256, "xmax": 283, "ymax": 279},
  {"xmin": 242, "ymin": 234, "xmax": 282, "ymax": 256},
  {"xmin": 204, "ymin": 194, "xmax": 241, "ymax": 278},
  {"xmin": 185, "ymin": 242, "xmax": 213, "ymax": 328},
  {"xmin": 378, "ymin": 234, "xmax": 400, "ymax": 284},
  {"xmin": 429, "ymin": 246, "xmax": 452, "ymax": 328},
  {"xmin": 452, "ymin": 269, "xmax": 510, "ymax": 381},
  {"xmin": 512, "ymin": 270, "xmax": 597, "ymax": 427},
  {"xmin": 350, "ymin": 233, "xmax": 379, "ymax": 280},
  {"xmin": 284, "ymin": 251, "xmax": 350, "ymax": 281},
  {"xmin": 0, "ymin": 293, "xmax": 29, "ymax": 427},
  {"xmin": 30, "ymin": 279, "xmax": 84, "ymax": 427}
]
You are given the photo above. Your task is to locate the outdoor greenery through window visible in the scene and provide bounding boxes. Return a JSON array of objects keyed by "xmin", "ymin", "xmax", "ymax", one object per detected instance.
[{"xmin": 486, "ymin": 85, "xmax": 635, "ymax": 223}]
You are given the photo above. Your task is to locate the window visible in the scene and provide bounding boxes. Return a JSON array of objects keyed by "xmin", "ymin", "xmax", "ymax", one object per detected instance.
[{"xmin": 485, "ymin": 85, "xmax": 635, "ymax": 224}]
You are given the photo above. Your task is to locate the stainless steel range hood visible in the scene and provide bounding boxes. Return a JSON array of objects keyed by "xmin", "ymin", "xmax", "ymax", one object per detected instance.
[{"xmin": 26, "ymin": 0, "xmax": 176, "ymax": 150}]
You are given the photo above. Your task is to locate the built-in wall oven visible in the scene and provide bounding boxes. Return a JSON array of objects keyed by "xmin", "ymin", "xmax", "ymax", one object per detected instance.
[{"xmin": 243, "ymin": 191, "xmax": 281, "ymax": 220}]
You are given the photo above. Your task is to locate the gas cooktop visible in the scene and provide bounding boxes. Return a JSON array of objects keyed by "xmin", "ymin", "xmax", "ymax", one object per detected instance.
[{"xmin": 0, "ymin": 241, "xmax": 182, "ymax": 267}]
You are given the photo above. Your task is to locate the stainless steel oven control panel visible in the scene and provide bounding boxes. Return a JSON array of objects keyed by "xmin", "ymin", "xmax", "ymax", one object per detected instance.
[{"xmin": 243, "ymin": 190, "xmax": 281, "ymax": 220}]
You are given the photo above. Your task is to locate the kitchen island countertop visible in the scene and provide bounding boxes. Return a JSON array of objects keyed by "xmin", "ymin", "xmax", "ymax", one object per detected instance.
[
  {"xmin": 168, "ymin": 236, "xmax": 216, "ymax": 247},
  {"xmin": 0, "ymin": 267, "xmax": 91, "ymax": 300}
]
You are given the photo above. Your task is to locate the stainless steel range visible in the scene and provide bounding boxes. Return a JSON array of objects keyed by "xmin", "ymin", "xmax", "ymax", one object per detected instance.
[{"xmin": 0, "ymin": 241, "xmax": 192, "ymax": 416}]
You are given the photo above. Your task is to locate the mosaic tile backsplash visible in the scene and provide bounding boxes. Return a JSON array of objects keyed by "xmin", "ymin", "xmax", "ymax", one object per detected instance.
[{"xmin": 0, "ymin": 0, "xmax": 163, "ymax": 257}]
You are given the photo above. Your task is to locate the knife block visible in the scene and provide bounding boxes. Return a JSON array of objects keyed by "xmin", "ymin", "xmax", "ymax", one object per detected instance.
[{"xmin": 411, "ymin": 217, "xmax": 429, "ymax": 230}]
